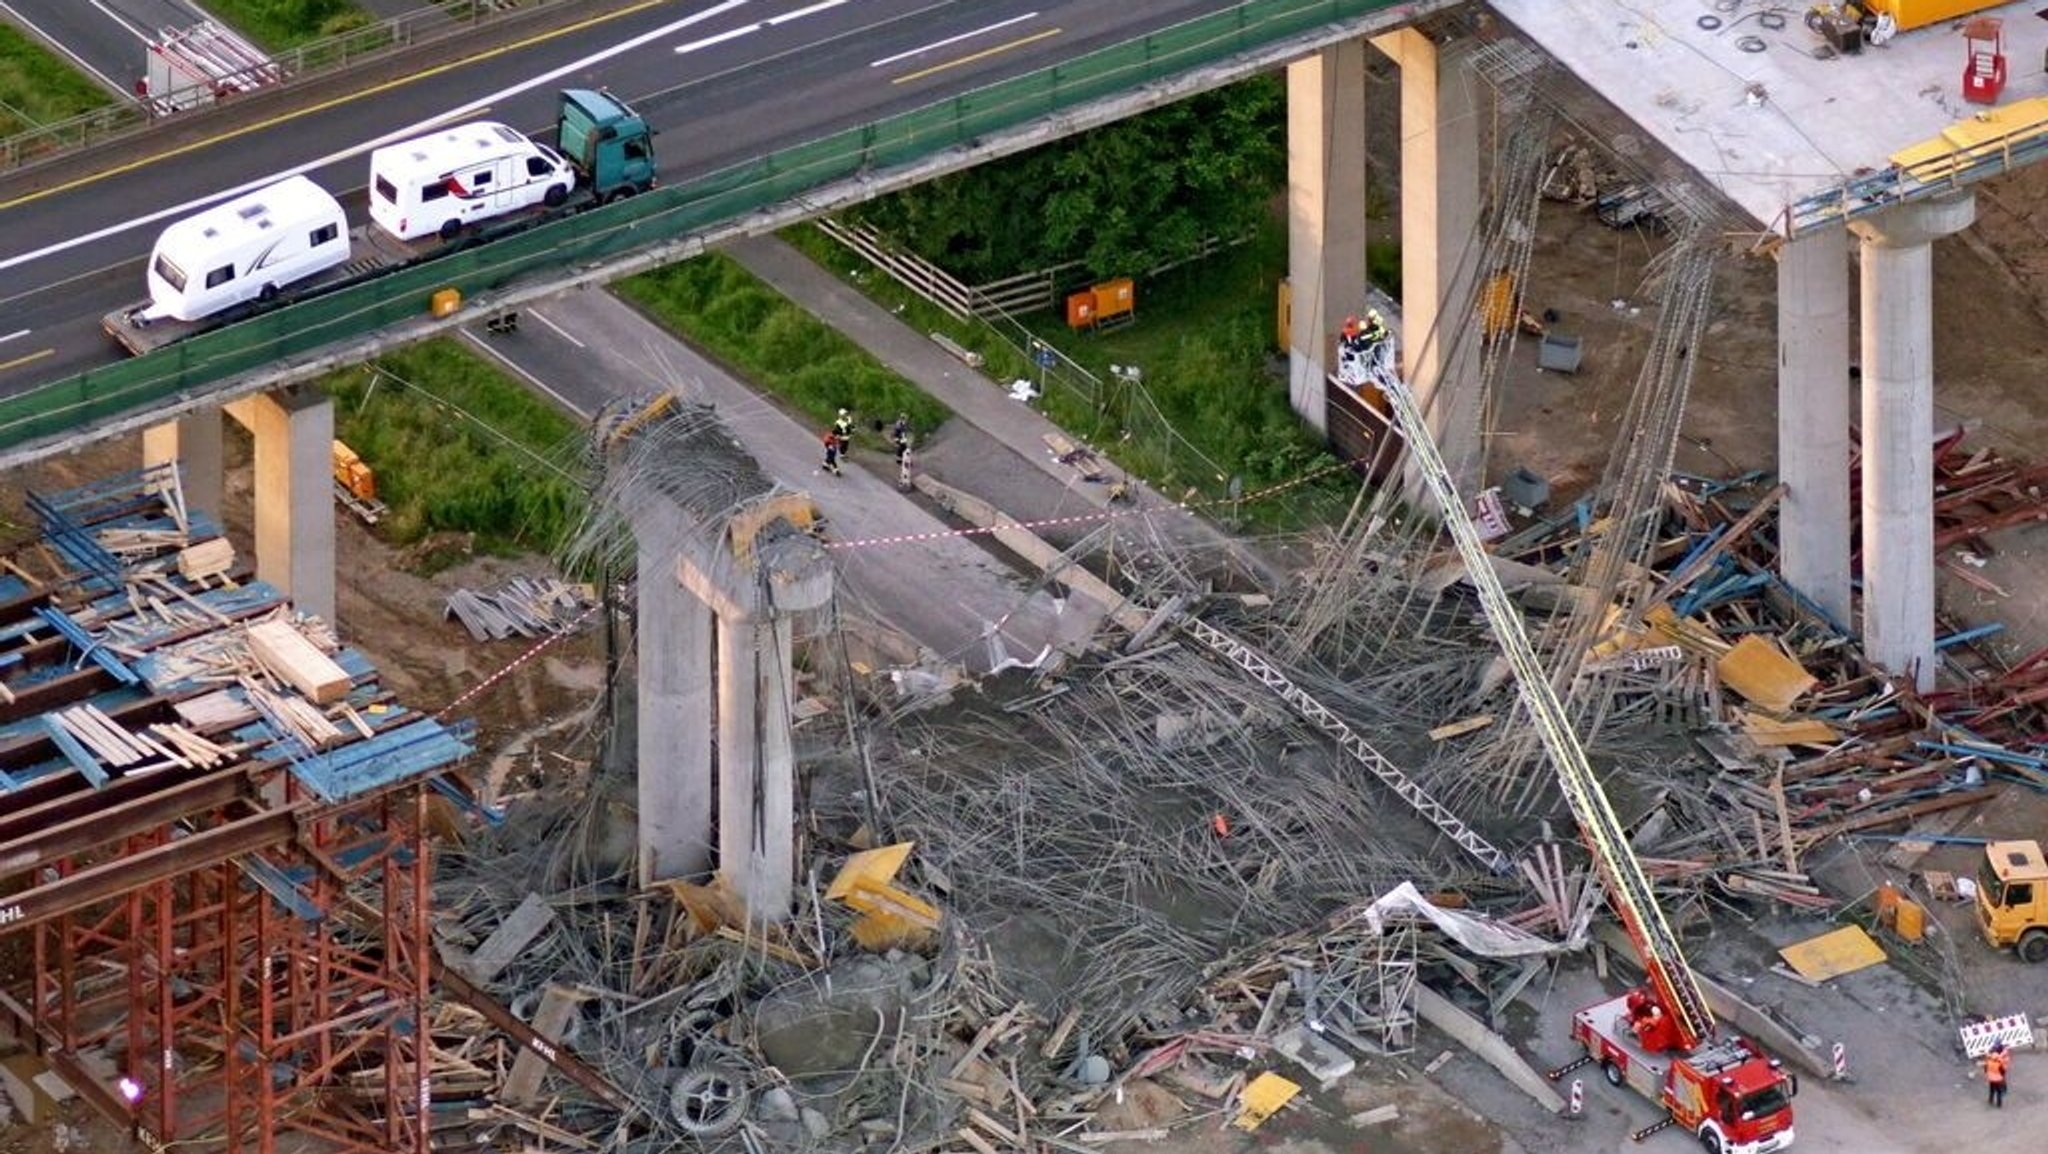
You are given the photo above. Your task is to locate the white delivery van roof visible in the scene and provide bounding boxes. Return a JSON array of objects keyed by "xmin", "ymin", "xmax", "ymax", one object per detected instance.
[
  {"xmin": 157, "ymin": 175, "xmax": 342, "ymax": 256},
  {"xmin": 371, "ymin": 121, "xmax": 531, "ymax": 183}
]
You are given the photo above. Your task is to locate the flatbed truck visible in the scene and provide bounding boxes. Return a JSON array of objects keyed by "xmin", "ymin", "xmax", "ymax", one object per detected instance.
[{"xmin": 103, "ymin": 89, "xmax": 655, "ymax": 356}]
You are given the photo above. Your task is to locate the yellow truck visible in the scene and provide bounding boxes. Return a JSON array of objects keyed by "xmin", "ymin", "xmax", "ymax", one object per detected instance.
[{"xmin": 1977, "ymin": 840, "xmax": 2048, "ymax": 963}]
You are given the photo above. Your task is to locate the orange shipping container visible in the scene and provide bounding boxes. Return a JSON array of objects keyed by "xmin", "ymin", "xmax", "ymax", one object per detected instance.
[
  {"xmin": 1066, "ymin": 289, "xmax": 1097, "ymax": 330},
  {"xmin": 1092, "ymin": 277, "xmax": 1134, "ymax": 321}
]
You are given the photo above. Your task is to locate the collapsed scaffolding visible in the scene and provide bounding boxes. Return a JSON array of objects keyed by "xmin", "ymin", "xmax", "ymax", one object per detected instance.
[{"xmin": 0, "ymin": 464, "xmax": 476, "ymax": 1153}]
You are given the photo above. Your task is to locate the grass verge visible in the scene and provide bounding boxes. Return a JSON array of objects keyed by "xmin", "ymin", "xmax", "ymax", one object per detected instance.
[
  {"xmin": 202, "ymin": 0, "xmax": 372, "ymax": 54},
  {"xmin": 613, "ymin": 253, "xmax": 949, "ymax": 441},
  {"xmin": 0, "ymin": 26, "xmax": 115, "ymax": 137},
  {"xmin": 325, "ymin": 339, "xmax": 585, "ymax": 565},
  {"xmin": 784, "ymin": 219, "xmax": 1358, "ymax": 531}
]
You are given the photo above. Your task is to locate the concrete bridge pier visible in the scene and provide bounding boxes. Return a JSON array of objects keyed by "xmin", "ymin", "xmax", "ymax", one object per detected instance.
[
  {"xmin": 633, "ymin": 503, "xmax": 716, "ymax": 884},
  {"xmin": 1372, "ymin": 27, "xmax": 1483, "ymax": 498},
  {"xmin": 714, "ymin": 613, "xmax": 798, "ymax": 919},
  {"xmin": 142, "ymin": 411, "xmax": 224, "ymax": 519},
  {"xmin": 1850, "ymin": 192, "xmax": 1974, "ymax": 691},
  {"xmin": 150, "ymin": 388, "xmax": 334, "ymax": 623},
  {"xmin": 1284, "ymin": 38, "xmax": 1369, "ymax": 434},
  {"xmin": 225, "ymin": 387, "xmax": 336, "ymax": 624},
  {"xmin": 1774, "ymin": 227, "xmax": 1853, "ymax": 630},
  {"xmin": 1283, "ymin": 28, "xmax": 1483, "ymax": 494},
  {"xmin": 635, "ymin": 487, "xmax": 831, "ymax": 922}
]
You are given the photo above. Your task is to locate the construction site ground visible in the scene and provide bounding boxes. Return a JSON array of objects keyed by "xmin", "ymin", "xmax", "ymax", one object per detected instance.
[{"xmin": 17, "ymin": 80, "xmax": 2048, "ymax": 1154}]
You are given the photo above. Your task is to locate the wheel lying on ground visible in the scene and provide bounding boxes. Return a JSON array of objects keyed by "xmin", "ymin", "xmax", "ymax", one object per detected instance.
[{"xmin": 670, "ymin": 1063, "xmax": 750, "ymax": 1138}]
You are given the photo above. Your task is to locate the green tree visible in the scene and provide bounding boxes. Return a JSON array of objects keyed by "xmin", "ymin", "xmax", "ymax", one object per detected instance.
[{"xmin": 854, "ymin": 76, "xmax": 1283, "ymax": 281}]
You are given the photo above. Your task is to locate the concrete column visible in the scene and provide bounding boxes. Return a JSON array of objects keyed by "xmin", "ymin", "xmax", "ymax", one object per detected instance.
[
  {"xmin": 1774, "ymin": 227, "xmax": 1853, "ymax": 629},
  {"xmin": 634, "ymin": 531, "xmax": 715, "ymax": 886},
  {"xmin": 142, "ymin": 411, "xmax": 225, "ymax": 519},
  {"xmin": 232, "ymin": 387, "xmax": 335, "ymax": 623},
  {"xmin": 1374, "ymin": 29, "xmax": 1484, "ymax": 497},
  {"xmin": 716, "ymin": 614, "xmax": 795, "ymax": 921},
  {"xmin": 1285, "ymin": 38, "xmax": 1369, "ymax": 432},
  {"xmin": 1850, "ymin": 193, "xmax": 1974, "ymax": 691}
]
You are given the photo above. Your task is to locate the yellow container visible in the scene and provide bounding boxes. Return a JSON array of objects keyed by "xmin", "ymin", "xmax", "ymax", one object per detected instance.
[
  {"xmin": 430, "ymin": 287, "xmax": 462, "ymax": 318},
  {"xmin": 1895, "ymin": 898, "xmax": 1926, "ymax": 943},
  {"xmin": 1866, "ymin": 0, "xmax": 2003, "ymax": 32}
]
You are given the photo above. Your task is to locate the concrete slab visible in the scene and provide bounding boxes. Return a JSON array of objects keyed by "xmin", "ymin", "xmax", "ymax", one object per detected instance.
[{"xmin": 1492, "ymin": 0, "xmax": 2048, "ymax": 231}]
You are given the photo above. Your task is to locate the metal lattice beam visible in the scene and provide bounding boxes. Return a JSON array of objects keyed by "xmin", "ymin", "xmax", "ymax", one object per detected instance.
[{"xmin": 1180, "ymin": 617, "xmax": 1511, "ymax": 874}]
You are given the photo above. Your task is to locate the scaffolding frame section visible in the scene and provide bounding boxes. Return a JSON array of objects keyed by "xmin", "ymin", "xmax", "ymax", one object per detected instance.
[{"xmin": 0, "ymin": 465, "xmax": 471, "ymax": 1152}]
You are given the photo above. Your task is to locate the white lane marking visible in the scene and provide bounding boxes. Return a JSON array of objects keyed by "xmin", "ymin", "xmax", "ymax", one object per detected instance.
[
  {"xmin": 767, "ymin": 0, "xmax": 848, "ymax": 26},
  {"xmin": 869, "ymin": 11, "xmax": 1037, "ymax": 68},
  {"xmin": 0, "ymin": 0, "xmax": 759, "ymax": 274},
  {"xmin": 0, "ymin": 328, "xmax": 28, "ymax": 344},
  {"xmin": 460, "ymin": 329, "xmax": 592, "ymax": 420},
  {"xmin": 87, "ymin": 0, "xmax": 146, "ymax": 40},
  {"xmin": 0, "ymin": 0, "xmax": 130, "ymax": 94},
  {"xmin": 675, "ymin": 0, "xmax": 847, "ymax": 53},
  {"xmin": 527, "ymin": 307, "xmax": 585, "ymax": 348}
]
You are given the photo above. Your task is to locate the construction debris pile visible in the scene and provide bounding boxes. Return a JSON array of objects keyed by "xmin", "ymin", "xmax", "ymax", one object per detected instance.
[
  {"xmin": 444, "ymin": 576, "xmax": 597, "ymax": 641},
  {"xmin": 1399, "ymin": 443, "xmax": 2048, "ymax": 928}
]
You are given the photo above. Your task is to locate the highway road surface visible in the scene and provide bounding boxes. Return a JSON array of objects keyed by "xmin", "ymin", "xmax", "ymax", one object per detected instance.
[
  {"xmin": 1, "ymin": 0, "xmax": 204, "ymax": 96},
  {"xmin": 0, "ymin": 0, "xmax": 1244, "ymax": 397}
]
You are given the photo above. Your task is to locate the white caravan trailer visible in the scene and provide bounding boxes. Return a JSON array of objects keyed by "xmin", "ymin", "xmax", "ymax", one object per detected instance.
[
  {"xmin": 142, "ymin": 175, "xmax": 350, "ymax": 323},
  {"xmin": 367, "ymin": 121, "xmax": 576, "ymax": 242}
]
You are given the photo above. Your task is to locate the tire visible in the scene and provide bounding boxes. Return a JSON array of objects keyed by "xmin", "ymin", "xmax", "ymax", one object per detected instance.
[
  {"xmin": 1602, "ymin": 1059, "xmax": 1623, "ymax": 1087},
  {"xmin": 604, "ymin": 185, "xmax": 639, "ymax": 205},
  {"xmin": 2019, "ymin": 929, "xmax": 2048, "ymax": 963},
  {"xmin": 1698, "ymin": 1128, "xmax": 1724, "ymax": 1154},
  {"xmin": 544, "ymin": 183, "xmax": 568, "ymax": 208},
  {"xmin": 439, "ymin": 218, "xmax": 463, "ymax": 242},
  {"xmin": 258, "ymin": 283, "xmax": 278, "ymax": 303}
]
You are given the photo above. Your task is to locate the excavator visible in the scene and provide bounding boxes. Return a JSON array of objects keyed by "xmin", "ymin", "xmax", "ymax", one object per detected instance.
[{"xmin": 1336, "ymin": 327, "xmax": 1799, "ymax": 1153}]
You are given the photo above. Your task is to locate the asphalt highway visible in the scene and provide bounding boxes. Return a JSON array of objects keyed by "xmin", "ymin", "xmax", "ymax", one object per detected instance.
[
  {"xmin": 1, "ymin": 0, "xmax": 205, "ymax": 96},
  {"xmin": 0, "ymin": 0, "xmax": 1237, "ymax": 395}
]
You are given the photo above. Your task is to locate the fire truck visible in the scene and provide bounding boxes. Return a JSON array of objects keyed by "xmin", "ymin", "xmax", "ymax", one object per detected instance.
[{"xmin": 1336, "ymin": 324, "xmax": 1799, "ymax": 1153}]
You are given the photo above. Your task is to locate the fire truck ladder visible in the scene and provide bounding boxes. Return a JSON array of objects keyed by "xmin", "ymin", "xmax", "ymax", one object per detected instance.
[
  {"xmin": 1360, "ymin": 344, "xmax": 1714, "ymax": 1048},
  {"xmin": 1181, "ymin": 617, "xmax": 1512, "ymax": 875}
]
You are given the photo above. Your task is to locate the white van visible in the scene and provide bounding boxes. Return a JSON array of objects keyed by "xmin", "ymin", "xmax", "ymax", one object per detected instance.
[
  {"xmin": 367, "ymin": 121, "xmax": 576, "ymax": 242},
  {"xmin": 143, "ymin": 175, "xmax": 350, "ymax": 323}
]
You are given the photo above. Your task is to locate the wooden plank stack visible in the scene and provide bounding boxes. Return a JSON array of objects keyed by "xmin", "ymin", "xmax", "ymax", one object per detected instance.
[
  {"xmin": 177, "ymin": 538, "xmax": 236, "ymax": 582},
  {"xmin": 246, "ymin": 620, "xmax": 352, "ymax": 704}
]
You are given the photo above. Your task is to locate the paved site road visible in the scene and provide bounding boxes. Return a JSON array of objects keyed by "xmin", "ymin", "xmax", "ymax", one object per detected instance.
[
  {"xmin": 1422, "ymin": 961, "xmax": 2048, "ymax": 1154},
  {"xmin": 1, "ymin": 0, "xmax": 200, "ymax": 96},
  {"xmin": 456, "ymin": 286, "xmax": 1104, "ymax": 676},
  {"xmin": 725, "ymin": 234, "xmax": 1282, "ymax": 589}
]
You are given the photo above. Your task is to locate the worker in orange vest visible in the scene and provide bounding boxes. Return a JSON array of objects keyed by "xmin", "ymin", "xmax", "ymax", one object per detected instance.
[
  {"xmin": 821, "ymin": 428, "xmax": 843, "ymax": 476},
  {"xmin": 1983, "ymin": 1041, "xmax": 2010, "ymax": 1108}
]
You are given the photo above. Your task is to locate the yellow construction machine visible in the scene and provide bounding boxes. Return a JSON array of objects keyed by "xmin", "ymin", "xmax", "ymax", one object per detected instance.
[{"xmin": 1977, "ymin": 840, "xmax": 2048, "ymax": 963}]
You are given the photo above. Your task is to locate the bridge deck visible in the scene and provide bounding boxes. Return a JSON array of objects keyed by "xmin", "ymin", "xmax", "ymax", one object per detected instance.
[{"xmin": 1494, "ymin": 0, "xmax": 2048, "ymax": 234}]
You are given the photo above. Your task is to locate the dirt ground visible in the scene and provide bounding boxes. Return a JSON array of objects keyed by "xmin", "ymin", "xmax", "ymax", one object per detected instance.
[{"xmin": 0, "ymin": 426, "xmax": 609, "ymax": 763}]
